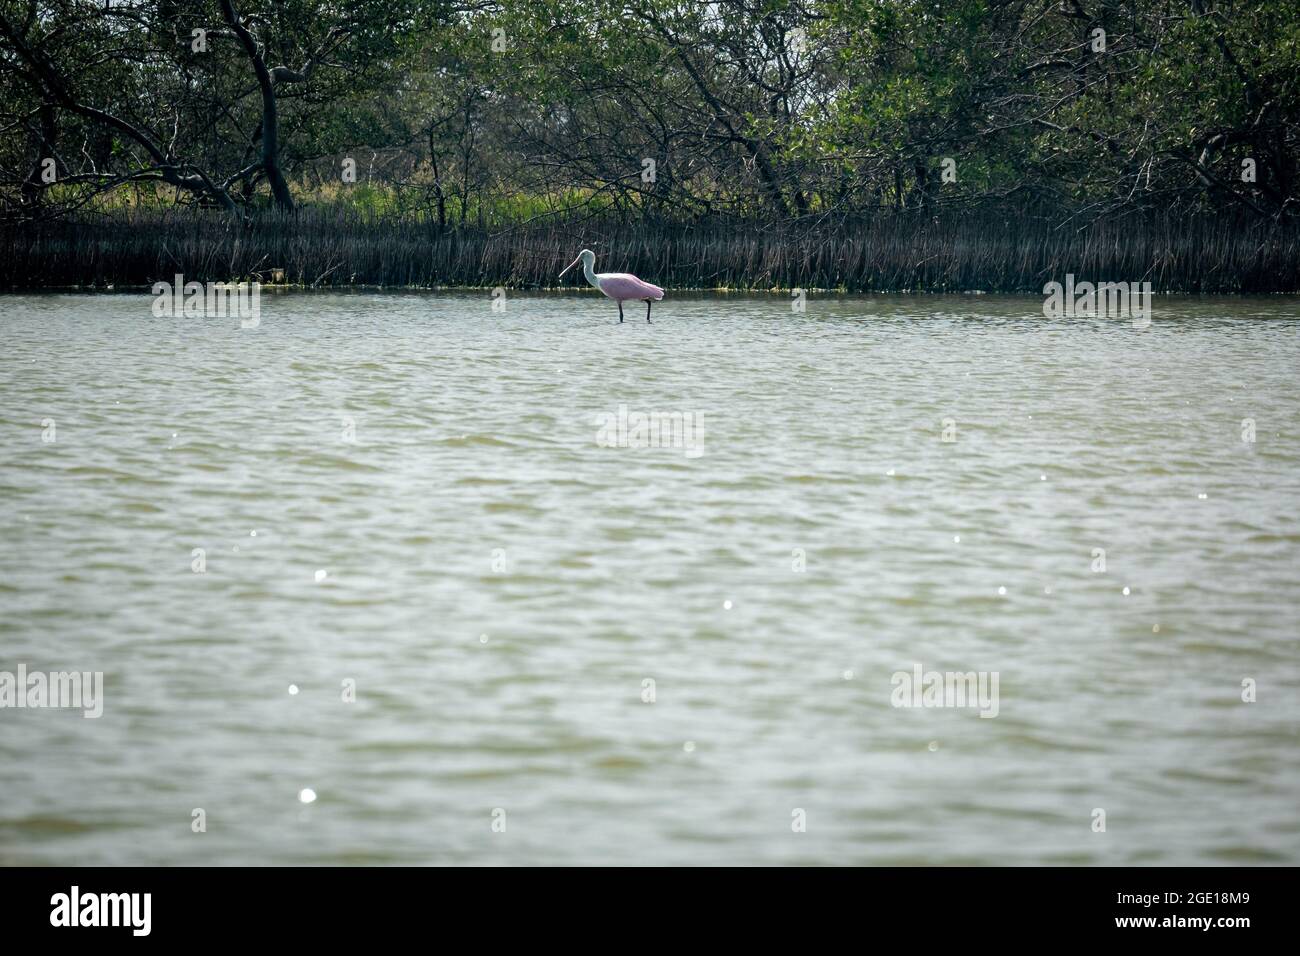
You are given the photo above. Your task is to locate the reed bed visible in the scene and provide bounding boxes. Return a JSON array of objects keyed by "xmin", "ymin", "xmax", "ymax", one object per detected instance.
[{"xmin": 2, "ymin": 206, "xmax": 1298, "ymax": 293}]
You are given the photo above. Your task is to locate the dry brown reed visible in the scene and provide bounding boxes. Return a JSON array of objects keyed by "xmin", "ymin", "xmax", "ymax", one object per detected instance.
[{"xmin": 2, "ymin": 206, "xmax": 1297, "ymax": 293}]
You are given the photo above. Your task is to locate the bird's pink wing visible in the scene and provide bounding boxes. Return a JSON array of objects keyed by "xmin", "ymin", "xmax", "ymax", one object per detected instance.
[{"xmin": 597, "ymin": 273, "xmax": 664, "ymax": 300}]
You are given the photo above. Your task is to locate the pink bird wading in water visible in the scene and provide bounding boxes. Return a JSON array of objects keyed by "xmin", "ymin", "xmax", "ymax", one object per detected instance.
[{"xmin": 559, "ymin": 249, "xmax": 664, "ymax": 323}]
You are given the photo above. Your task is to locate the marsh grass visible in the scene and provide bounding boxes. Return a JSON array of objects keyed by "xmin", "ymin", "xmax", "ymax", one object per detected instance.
[{"xmin": 3, "ymin": 205, "xmax": 1298, "ymax": 293}]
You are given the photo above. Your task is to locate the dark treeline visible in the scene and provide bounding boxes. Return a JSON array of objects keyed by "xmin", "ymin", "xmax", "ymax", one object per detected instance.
[{"xmin": 1, "ymin": 1, "xmax": 1298, "ymax": 290}]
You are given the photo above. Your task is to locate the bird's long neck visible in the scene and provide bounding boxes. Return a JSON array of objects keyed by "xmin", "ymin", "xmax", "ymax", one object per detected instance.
[{"xmin": 582, "ymin": 257, "xmax": 599, "ymax": 289}]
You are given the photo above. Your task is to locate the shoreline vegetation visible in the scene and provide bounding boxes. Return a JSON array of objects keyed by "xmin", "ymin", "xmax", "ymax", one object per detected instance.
[
  {"xmin": 4, "ymin": 206, "xmax": 1300, "ymax": 294},
  {"xmin": 3, "ymin": 3, "xmax": 1300, "ymax": 296}
]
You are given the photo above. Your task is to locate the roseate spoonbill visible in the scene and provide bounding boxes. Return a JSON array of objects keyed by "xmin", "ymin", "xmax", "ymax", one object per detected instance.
[{"xmin": 559, "ymin": 249, "xmax": 664, "ymax": 322}]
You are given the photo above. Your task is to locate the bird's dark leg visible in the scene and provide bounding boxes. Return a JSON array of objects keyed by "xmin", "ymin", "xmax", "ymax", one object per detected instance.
[
  {"xmin": 618, "ymin": 301, "xmax": 624, "ymax": 323},
  {"xmin": 646, "ymin": 299, "xmax": 652, "ymax": 323}
]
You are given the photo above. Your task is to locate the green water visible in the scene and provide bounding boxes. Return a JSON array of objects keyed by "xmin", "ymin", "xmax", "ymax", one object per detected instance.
[{"xmin": 1, "ymin": 291, "xmax": 1297, "ymax": 865}]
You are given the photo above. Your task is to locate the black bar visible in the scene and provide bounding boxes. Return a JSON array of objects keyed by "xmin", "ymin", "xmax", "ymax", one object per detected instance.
[{"xmin": 0, "ymin": 867, "xmax": 1285, "ymax": 941}]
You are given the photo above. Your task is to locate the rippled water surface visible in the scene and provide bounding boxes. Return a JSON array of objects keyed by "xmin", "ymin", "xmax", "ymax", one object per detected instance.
[{"xmin": 1, "ymin": 291, "xmax": 1298, "ymax": 866}]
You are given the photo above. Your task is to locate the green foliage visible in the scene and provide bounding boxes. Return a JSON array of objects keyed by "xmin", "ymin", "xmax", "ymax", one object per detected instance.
[{"xmin": 2, "ymin": 0, "xmax": 1298, "ymax": 222}]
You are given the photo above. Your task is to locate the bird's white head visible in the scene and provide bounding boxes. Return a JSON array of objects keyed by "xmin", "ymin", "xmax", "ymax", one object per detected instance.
[{"xmin": 559, "ymin": 249, "xmax": 596, "ymax": 279}]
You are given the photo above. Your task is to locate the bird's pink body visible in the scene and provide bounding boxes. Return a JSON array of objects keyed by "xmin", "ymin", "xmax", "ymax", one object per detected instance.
[{"xmin": 595, "ymin": 273, "xmax": 664, "ymax": 302}]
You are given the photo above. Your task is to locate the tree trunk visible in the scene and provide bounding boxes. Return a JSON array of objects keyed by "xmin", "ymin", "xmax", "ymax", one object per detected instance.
[
  {"xmin": 220, "ymin": 0, "xmax": 294, "ymax": 211},
  {"xmin": 21, "ymin": 104, "xmax": 58, "ymax": 205},
  {"xmin": 429, "ymin": 130, "xmax": 447, "ymax": 229}
]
